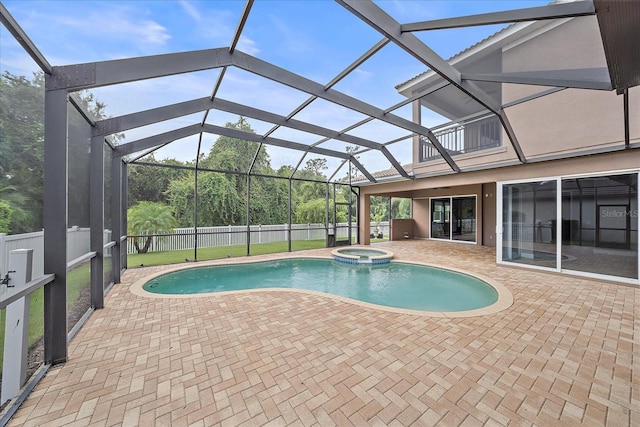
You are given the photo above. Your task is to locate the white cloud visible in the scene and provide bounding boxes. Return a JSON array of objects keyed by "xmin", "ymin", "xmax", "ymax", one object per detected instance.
[
  {"xmin": 237, "ymin": 36, "xmax": 259, "ymax": 56},
  {"xmin": 179, "ymin": 0, "xmax": 202, "ymax": 22},
  {"xmin": 2, "ymin": 2, "xmax": 173, "ymax": 66},
  {"xmin": 178, "ymin": 3, "xmax": 257, "ymax": 53},
  {"xmin": 55, "ymin": 12, "xmax": 171, "ymax": 48}
]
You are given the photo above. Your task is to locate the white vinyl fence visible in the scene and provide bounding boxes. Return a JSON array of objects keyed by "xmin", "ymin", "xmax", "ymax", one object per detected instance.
[
  {"xmin": 0, "ymin": 227, "xmax": 112, "ymax": 278},
  {"xmin": 1, "ymin": 222, "xmax": 390, "ymax": 273},
  {"xmin": 127, "ymin": 222, "xmax": 389, "ymax": 254}
]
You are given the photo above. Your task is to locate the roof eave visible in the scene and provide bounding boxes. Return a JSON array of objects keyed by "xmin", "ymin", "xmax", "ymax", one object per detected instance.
[{"xmin": 395, "ymin": 20, "xmax": 550, "ymax": 96}]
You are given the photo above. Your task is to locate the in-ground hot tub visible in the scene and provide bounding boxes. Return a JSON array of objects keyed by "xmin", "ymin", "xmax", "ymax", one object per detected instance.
[{"xmin": 332, "ymin": 247, "xmax": 393, "ymax": 265}]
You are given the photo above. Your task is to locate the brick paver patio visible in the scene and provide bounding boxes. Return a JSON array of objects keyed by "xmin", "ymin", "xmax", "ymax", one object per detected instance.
[{"xmin": 8, "ymin": 240, "xmax": 638, "ymax": 426}]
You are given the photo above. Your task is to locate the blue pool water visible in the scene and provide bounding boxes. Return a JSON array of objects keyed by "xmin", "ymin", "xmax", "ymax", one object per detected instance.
[{"xmin": 143, "ymin": 259, "xmax": 498, "ymax": 312}]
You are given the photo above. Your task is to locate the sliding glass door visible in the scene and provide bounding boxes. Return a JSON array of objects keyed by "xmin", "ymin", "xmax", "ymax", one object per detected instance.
[
  {"xmin": 431, "ymin": 199, "xmax": 450, "ymax": 239},
  {"xmin": 499, "ymin": 172, "xmax": 638, "ymax": 283},
  {"xmin": 431, "ymin": 196, "xmax": 476, "ymax": 243},
  {"xmin": 452, "ymin": 197, "xmax": 476, "ymax": 242},
  {"xmin": 500, "ymin": 180, "xmax": 557, "ymax": 268},
  {"xmin": 561, "ymin": 174, "xmax": 637, "ymax": 279}
]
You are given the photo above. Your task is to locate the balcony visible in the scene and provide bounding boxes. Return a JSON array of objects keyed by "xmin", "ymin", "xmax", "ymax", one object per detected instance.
[{"xmin": 419, "ymin": 115, "xmax": 502, "ymax": 162}]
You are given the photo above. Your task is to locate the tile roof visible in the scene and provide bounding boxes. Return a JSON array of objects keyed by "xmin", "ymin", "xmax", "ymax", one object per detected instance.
[
  {"xmin": 394, "ymin": 24, "xmax": 515, "ymax": 90},
  {"xmin": 394, "ymin": 0, "xmax": 569, "ymax": 90},
  {"xmin": 350, "ymin": 163, "xmax": 413, "ymax": 184}
]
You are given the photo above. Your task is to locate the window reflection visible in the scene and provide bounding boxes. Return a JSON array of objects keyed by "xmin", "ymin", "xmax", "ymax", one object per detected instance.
[
  {"xmin": 502, "ymin": 181, "xmax": 557, "ymax": 268},
  {"xmin": 562, "ymin": 174, "xmax": 638, "ymax": 279}
]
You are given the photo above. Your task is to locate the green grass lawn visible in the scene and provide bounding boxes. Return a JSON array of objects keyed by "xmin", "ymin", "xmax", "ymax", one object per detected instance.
[
  {"xmin": 0, "ymin": 289, "xmax": 45, "ymax": 373},
  {"xmin": 128, "ymin": 239, "xmax": 328, "ymax": 267},
  {"xmin": 128, "ymin": 238, "xmax": 389, "ymax": 268}
]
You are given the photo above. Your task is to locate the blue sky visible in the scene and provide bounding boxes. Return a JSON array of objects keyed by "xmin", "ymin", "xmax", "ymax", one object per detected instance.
[{"xmin": 1, "ymin": 0, "xmax": 549, "ymax": 174}]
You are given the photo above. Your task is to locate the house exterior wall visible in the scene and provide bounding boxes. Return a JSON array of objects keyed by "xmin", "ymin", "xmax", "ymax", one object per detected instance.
[
  {"xmin": 502, "ymin": 16, "xmax": 639, "ymax": 159},
  {"xmin": 412, "ymin": 183, "xmax": 484, "ymax": 242},
  {"xmin": 389, "ymin": 219, "xmax": 414, "ymax": 240},
  {"xmin": 412, "ymin": 199, "xmax": 430, "ymax": 239},
  {"xmin": 482, "ymin": 182, "xmax": 497, "ymax": 247},
  {"xmin": 411, "ymin": 16, "xmax": 639, "ymax": 177},
  {"xmin": 359, "ymin": 151, "xmax": 638, "ymax": 244},
  {"xmin": 363, "ymin": 15, "xmax": 639, "ymax": 283}
]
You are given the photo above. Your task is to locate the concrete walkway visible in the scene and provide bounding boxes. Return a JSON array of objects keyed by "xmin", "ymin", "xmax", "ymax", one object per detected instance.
[{"xmin": 9, "ymin": 240, "xmax": 638, "ymax": 426}]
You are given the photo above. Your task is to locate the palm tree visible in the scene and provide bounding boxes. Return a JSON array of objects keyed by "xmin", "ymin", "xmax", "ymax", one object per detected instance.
[{"xmin": 127, "ymin": 202, "xmax": 177, "ymax": 254}]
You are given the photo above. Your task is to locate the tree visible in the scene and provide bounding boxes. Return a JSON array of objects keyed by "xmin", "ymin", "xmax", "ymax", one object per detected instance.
[
  {"xmin": 0, "ymin": 71, "xmax": 116, "ymax": 233},
  {"xmin": 127, "ymin": 202, "xmax": 177, "ymax": 253},
  {"xmin": 0, "ymin": 184, "xmax": 28, "ymax": 233},
  {"xmin": 201, "ymin": 117, "xmax": 270, "ymax": 173},
  {"xmin": 287, "ymin": 158, "xmax": 329, "ymax": 223},
  {"xmin": 0, "ymin": 72, "xmax": 44, "ymax": 233},
  {"xmin": 276, "ymin": 165, "xmax": 294, "ymax": 178},
  {"xmin": 249, "ymin": 176, "xmax": 289, "ymax": 225},
  {"xmin": 167, "ymin": 172, "xmax": 242, "ymax": 227},
  {"xmin": 392, "ymin": 198, "xmax": 412, "ymax": 219},
  {"xmin": 0, "ymin": 201, "xmax": 12, "ymax": 233},
  {"xmin": 295, "ymin": 199, "xmax": 327, "ymax": 224},
  {"xmin": 303, "ymin": 158, "xmax": 327, "ymax": 176},
  {"xmin": 345, "ymin": 145, "xmax": 362, "ymax": 180},
  {"xmin": 370, "ymin": 196, "xmax": 389, "ymax": 233},
  {"xmin": 198, "ymin": 117, "xmax": 287, "ymax": 226},
  {"xmin": 128, "ymin": 155, "xmax": 187, "ymax": 206}
]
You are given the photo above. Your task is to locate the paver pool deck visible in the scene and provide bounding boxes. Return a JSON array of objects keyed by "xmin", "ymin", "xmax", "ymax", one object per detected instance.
[{"xmin": 8, "ymin": 240, "xmax": 638, "ymax": 426}]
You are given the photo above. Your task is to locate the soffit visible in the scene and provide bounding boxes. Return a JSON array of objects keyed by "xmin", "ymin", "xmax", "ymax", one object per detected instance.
[{"xmin": 594, "ymin": 0, "xmax": 640, "ymax": 94}]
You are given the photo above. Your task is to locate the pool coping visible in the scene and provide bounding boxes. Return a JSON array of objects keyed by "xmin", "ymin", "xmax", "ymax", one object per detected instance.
[
  {"xmin": 331, "ymin": 246, "xmax": 394, "ymax": 265},
  {"xmin": 129, "ymin": 255, "xmax": 513, "ymax": 318}
]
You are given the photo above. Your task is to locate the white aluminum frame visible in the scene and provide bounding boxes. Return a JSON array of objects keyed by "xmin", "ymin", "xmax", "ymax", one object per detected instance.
[
  {"xmin": 427, "ymin": 194, "xmax": 478, "ymax": 245},
  {"xmin": 496, "ymin": 169, "xmax": 640, "ymax": 285}
]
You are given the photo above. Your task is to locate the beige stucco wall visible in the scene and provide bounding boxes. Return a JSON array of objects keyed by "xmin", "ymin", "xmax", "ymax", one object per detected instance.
[
  {"xmin": 411, "ymin": 16, "xmax": 640, "ymax": 176},
  {"xmin": 482, "ymin": 182, "xmax": 497, "ymax": 247},
  {"xmin": 412, "ymin": 199, "xmax": 430, "ymax": 239},
  {"xmin": 389, "ymin": 219, "xmax": 414, "ymax": 240},
  {"xmin": 360, "ymin": 151, "xmax": 639, "ymax": 246},
  {"xmin": 502, "ymin": 16, "xmax": 640, "ymax": 159},
  {"xmin": 411, "ymin": 184, "xmax": 485, "ymax": 242},
  {"xmin": 368, "ymin": 16, "xmax": 640, "ymax": 248},
  {"xmin": 365, "ymin": 151, "xmax": 638, "ymax": 197}
]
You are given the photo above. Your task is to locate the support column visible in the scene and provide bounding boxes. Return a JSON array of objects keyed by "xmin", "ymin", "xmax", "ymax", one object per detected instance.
[
  {"xmin": 352, "ymin": 187, "xmax": 360, "ymax": 245},
  {"xmin": 111, "ymin": 155, "xmax": 122, "ymax": 283},
  {"xmin": 122, "ymin": 162, "xmax": 128, "ymax": 269},
  {"xmin": 361, "ymin": 193, "xmax": 371, "ymax": 245},
  {"xmin": 193, "ymin": 167, "xmax": 199, "ymax": 262},
  {"xmin": 43, "ymin": 88, "xmax": 69, "ymax": 365},
  {"xmin": 325, "ymin": 182, "xmax": 331, "ymax": 247},
  {"xmin": 288, "ymin": 178, "xmax": 292, "ymax": 252},
  {"xmin": 246, "ymin": 175, "xmax": 251, "ymax": 256},
  {"xmin": 412, "ymin": 99, "xmax": 422, "ymax": 162},
  {"xmin": 90, "ymin": 136, "xmax": 104, "ymax": 308}
]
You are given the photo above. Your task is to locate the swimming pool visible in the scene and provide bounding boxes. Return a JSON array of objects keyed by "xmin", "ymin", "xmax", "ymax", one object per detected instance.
[{"xmin": 139, "ymin": 258, "xmax": 506, "ymax": 313}]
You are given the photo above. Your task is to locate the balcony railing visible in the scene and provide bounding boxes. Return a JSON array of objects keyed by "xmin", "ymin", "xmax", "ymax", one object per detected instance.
[{"xmin": 420, "ymin": 115, "xmax": 501, "ymax": 162}]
